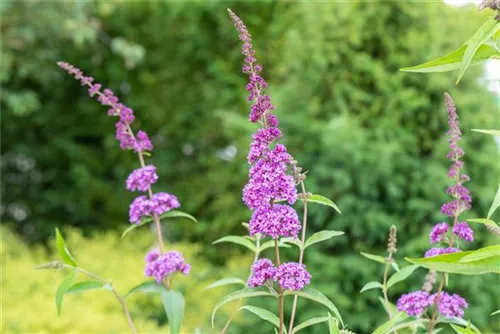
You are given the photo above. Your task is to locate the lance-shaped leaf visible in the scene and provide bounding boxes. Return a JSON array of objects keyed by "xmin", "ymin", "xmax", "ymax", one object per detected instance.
[
  {"xmin": 360, "ymin": 252, "xmax": 386, "ymax": 264},
  {"xmin": 161, "ymin": 290, "xmax": 185, "ymax": 334},
  {"xmin": 239, "ymin": 305, "xmax": 281, "ymax": 330},
  {"xmin": 55, "ymin": 228, "xmax": 77, "ymax": 266},
  {"xmin": 307, "ymin": 194, "xmax": 341, "ymax": 214},
  {"xmin": 211, "ymin": 287, "xmax": 275, "ymax": 327},
  {"xmin": 304, "ymin": 230, "xmax": 344, "ymax": 249},
  {"xmin": 491, "ymin": 309, "xmax": 500, "ymax": 316},
  {"xmin": 213, "ymin": 235, "xmax": 256, "ymax": 253},
  {"xmin": 292, "ymin": 316, "xmax": 329, "ymax": 333},
  {"xmin": 440, "ymin": 318, "xmax": 481, "ymax": 333},
  {"xmin": 406, "ymin": 250, "xmax": 500, "ymax": 275},
  {"xmin": 487, "ymin": 183, "xmax": 500, "ymax": 219},
  {"xmin": 124, "ymin": 280, "xmax": 167, "ymax": 298},
  {"xmin": 67, "ymin": 280, "xmax": 111, "ymax": 294},
  {"xmin": 467, "ymin": 218, "xmax": 499, "ymax": 227},
  {"xmin": 459, "ymin": 245, "xmax": 500, "ymax": 263},
  {"xmin": 122, "ymin": 210, "xmax": 197, "ymax": 237},
  {"xmin": 372, "ymin": 312, "xmax": 403, "ymax": 334},
  {"xmin": 328, "ymin": 313, "xmax": 341, "ymax": 334},
  {"xmin": 472, "ymin": 129, "xmax": 500, "ymax": 137},
  {"xmin": 360, "ymin": 281, "xmax": 383, "ymax": 293},
  {"xmin": 205, "ymin": 277, "xmax": 246, "ymax": 290},
  {"xmin": 386, "ymin": 265, "xmax": 419, "ymax": 290},
  {"xmin": 400, "ymin": 44, "xmax": 498, "ymax": 73},
  {"xmin": 55, "ymin": 271, "xmax": 76, "ymax": 316},
  {"xmin": 458, "ymin": 16, "xmax": 500, "ymax": 83},
  {"xmin": 260, "ymin": 239, "xmax": 292, "ymax": 252},
  {"xmin": 450, "ymin": 324, "xmax": 478, "ymax": 334},
  {"xmin": 284, "ymin": 287, "xmax": 343, "ymax": 326},
  {"xmin": 281, "ymin": 238, "xmax": 304, "ymax": 250}
]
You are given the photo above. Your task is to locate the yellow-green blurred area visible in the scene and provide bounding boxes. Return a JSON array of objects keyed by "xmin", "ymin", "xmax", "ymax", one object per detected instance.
[
  {"xmin": 1, "ymin": 226, "xmax": 251, "ymax": 333},
  {"xmin": 2, "ymin": 1, "xmax": 500, "ymax": 333}
]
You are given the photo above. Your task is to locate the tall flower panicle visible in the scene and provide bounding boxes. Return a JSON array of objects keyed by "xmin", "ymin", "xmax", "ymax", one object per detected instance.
[
  {"xmin": 228, "ymin": 8, "xmax": 300, "ymax": 244},
  {"xmin": 398, "ymin": 94, "xmax": 471, "ymax": 319},
  {"xmin": 58, "ymin": 61, "xmax": 188, "ymax": 280},
  {"xmin": 440, "ymin": 93, "xmax": 472, "ymax": 217}
]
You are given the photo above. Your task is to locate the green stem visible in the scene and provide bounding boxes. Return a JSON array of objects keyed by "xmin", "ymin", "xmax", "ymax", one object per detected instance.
[
  {"xmin": 275, "ymin": 239, "xmax": 284, "ymax": 334},
  {"xmin": 63, "ymin": 265, "xmax": 137, "ymax": 334},
  {"xmin": 288, "ymin": 181, "xmax": 308, "ymax": 333}
]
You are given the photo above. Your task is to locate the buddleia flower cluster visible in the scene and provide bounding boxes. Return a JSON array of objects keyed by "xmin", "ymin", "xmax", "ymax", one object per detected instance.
[
  {"xmin": 58, "ymin": 62, "xmax": 190, "ymax": 284},
  {"xmin": 228, "ymin": 9, "xmax": 311, "ymax": 292},
  {"xmin": 397, "ymin": 93, "xmax": 471, "ymax": 319}
]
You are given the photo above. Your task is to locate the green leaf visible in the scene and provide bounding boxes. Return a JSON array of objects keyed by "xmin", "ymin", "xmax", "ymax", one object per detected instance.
[
  {"xmin": 391, "ymin": 261, "xmax": 400, "ymax": 272},
  {"xmin": 239, "ymin": 305, "xmax": 281, "ymax": 330},
  {"xmin": 67, "ymin": 280, "xmax": 111, "ymax": 294},
  {"xmin": 372, "ymin": 312, "xmax": 403, "ymax": 334},
  {"xmin": 124, "ymin": 280, "xmax": 167, "ymax": 298},
  {"xmin": 328, "ymin": 313, "xmax": 341, "ymax": 334},
  {"xmin": 400, "ymin": 44, "xmax": 497, "ymax": 73},
  {"xmin": 307, "ymin": 194, "xmax": 342, "ymax": 214},
  {"xmin": 377, "ymin": 297, "xmax": 405, "ymax": 320},
  {"xmin": 213, "ymin": 236, "xmax": 256, "ymax": 253},
  {"xmin": 360, "ymin": 281, "xmax": 383, "ymax": 293},
  {"xmin": 386, "ymin": 265, "xmax": 419, "ymax": 290},
  {"xmin": 292, "ymin": 316, "xmax": 329, "ymax": 333},
  {"xmin": 55, "ymin": 228, "xmax": 77, "ymax": 266},
  {"xmin": 459, "ymin": 245, "xmax": 500, "ymax": 263},
  {"xmin": 458, "ymin": 17, "xmax": 500, "ymax": 83},
  {"xmin": 471, "ymin": 129, "xmax": 500, "ymax": 137},
  {"xmin": 491, "ymin": 309, "xmax": 500, "ymax": 316},
  {"xmin": 55, "ymin": 271, "xmax": 76, "ymax": 316},
  {"xmin": 281, "ymin": 238, "xmax": 304, "ymax": 250},
  {"xmin": 304, "ymin": 230, "xmax": 344, "ymax": 249},
  {"xmin": 360, "ymin": 252, "xmax": 386, "ymax": 264},
  {"xmin": 487, "ymin": 183, "xmax": 500, "ymax": 219},
  {"xmin": 450, "ymin": 324, "xmax": 477, "ymax": 334},
  {"xmin": 391, "ymin": 318, "xmax": 426, "ymax": 332},
  {"xmin": 211, "ymin": 287, "xmax": 275, "ymax": 327},
  {"xmin": 284, "ymin": 287, "xmax": 343, "ymax": 326},
  {"xmin": 161, "ymin": 290, "xmax": 185, "ymax": 334},
  {"xmin": 440, "ymin": 318, "xmax": 481, "ymax": 333},
  {"xmin": 260, "ymin": 239, "xmax": 292, "ymax": 252},
  {"xmin": 205, "ymin": 277, "xmax": 246, "ymax": 290},
  {"xmin": 406, "ymin": 250, "xmax": 500, "ymax": 275},
  {"xmin": 122, "ymin": 210, "xmax": 197, "ymax": 237},
  {"xmin": 467, "ymin": 218, "xmax": 499, "ymax": 227}
]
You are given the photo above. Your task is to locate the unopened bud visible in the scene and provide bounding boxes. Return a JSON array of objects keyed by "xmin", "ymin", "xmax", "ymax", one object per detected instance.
[
  {"xmin": 421, "ymin": 270, "xmax": 437, "ymax": 293},
  {"xmin": 387, "ymin": 225, "xmax": 397, "ymax": 255}
]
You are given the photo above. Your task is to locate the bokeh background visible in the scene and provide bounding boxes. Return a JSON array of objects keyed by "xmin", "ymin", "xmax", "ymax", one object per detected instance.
[{"xmin": 2, "ymin": 1, "xmax": 500, "ymax": 333}]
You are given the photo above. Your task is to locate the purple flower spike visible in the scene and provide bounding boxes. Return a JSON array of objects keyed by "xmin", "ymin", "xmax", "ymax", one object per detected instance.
[
  {"xmin": 452, "ymin": 222, "xmax": 474, "ymax": 242},
  {"xmin": 276, "ymin": 262, "xmax": 311, "ymax": 291},
  {"xmin": 126, "ymin": 165, "xmax": 159, "ymax": 192},
  {"xmin": 424, "ymin": 247, "xmax": 461, "ymax": 258},
  {"xmin": 396, "ymin": 291, "xmax": 432, "ymax": 316},
  {"xmin": 430, "ymin": 223, "xmax": 449, "ymax": 243},
  {"xmin": 144, "ymin": 250, "xmax": 190, "ymax": 284},
  {"xmin": 247, "ymin": 258, "xmax": 277, "ymax": 287},
  {"xmin": 249, "ymin": 204, "xmax": 301, "ymax": 239},
  {"xmin": 430, "ymin": 292, "xmax": 468, "ymax": 318}
]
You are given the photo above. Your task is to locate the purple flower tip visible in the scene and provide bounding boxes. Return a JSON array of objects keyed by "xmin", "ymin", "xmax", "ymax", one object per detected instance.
[
  {"xmin": 126, "ymin": 165, "xmax": 159, "ymax": 192},
  {"xmin": 144, "ymin": 250, "xmax": 190, "ymax": 284},
  {"xmin": 249, "ymin": 204, "xmax": 301, "ymax": 239},
  {"xmin": 424, "ymin": 247, "xmax": 461, "ymax": 258},
  {"xmin": 396, "ymin": 291, "xmax": 432, "ymax": 316},
  {"xmin": 247, "ymin": 258, "xmax": 277, "ymax": 287},
  {"xmin": 429, "ymin": 222, "xmax": 449, "ymax": 244},
  {"xmin": 452, "ymin": 222, "xmax": 474, "ymax": 242},
  {"xmin": 430, "ymin": 291, "xmax": 468, "ymax": 318},
  {"xmin": 276, "ymin": 262, "xmax": 311, "ymax": 291}
]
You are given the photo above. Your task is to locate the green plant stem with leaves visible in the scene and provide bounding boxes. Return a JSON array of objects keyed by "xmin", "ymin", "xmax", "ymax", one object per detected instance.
[
  {"xmin": 382, "ymin": 255, "xmax": 394, "ymax": 320},
  {"xmin": 288, "ymin": 180, "xmax": 308, "ymax": 333},
  {"xmin": 60, "ymin": 264, "xmax": 138, "ymax": 334}
]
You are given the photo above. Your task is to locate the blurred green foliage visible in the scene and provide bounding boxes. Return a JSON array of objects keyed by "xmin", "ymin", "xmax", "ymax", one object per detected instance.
[{"xmin": 2, "ymin": 1, "xmax": 500, "ymax": 333}]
